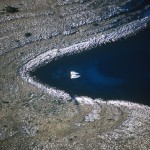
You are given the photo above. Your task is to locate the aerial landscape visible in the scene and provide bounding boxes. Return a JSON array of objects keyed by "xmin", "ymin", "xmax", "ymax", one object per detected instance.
[{"xmin": 0, "ymin": 0, "xmax": 150, "ymax": 149}]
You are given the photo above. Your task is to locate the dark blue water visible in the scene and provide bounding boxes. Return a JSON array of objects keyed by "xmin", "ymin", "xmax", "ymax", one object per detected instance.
[{"xmin": 30, "ymin": 28, "xmax": 150, "ymax": 106}]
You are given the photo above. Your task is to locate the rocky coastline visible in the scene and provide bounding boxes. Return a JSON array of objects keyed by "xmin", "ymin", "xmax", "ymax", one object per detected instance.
[
  {"xmin": 21, "ymin": 15, "xmax": 150, "ymax": 103},
  {"xmin": 1, "ymin": 0, "xmax": 150, "ymax": 149}
]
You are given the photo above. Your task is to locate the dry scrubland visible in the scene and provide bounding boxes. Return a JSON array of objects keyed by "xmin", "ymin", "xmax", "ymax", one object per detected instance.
[{"xmin": 0, "ymin": 0, "xmax": 150, "ymax": 149}]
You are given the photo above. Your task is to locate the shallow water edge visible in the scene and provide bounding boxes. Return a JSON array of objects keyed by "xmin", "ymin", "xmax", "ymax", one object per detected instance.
[{"xmin": 20, "ymin": 16, "xmax": 150, "ymax": 107}]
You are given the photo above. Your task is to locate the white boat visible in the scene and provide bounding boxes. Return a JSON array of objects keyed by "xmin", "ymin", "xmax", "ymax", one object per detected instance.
[{"xmin": 70, "ymin": 71, "xmax": 81, "ymax": 79}]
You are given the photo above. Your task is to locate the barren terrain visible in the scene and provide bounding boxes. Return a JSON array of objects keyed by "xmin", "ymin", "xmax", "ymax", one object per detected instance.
[{"xmin": 0, "ymin": 0, "xmax": 150, "ymax": 149}]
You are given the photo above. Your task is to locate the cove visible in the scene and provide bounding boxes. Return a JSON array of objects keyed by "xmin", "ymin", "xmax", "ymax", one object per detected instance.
[{"xmin": 30, "ymin": 28, "xmax": 150, "ymax": 106}]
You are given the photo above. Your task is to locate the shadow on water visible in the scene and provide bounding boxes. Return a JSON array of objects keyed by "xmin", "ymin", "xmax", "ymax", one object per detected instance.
[{"xmin": 30, "ymin": 28, "xmax": 150, "ymax": 106}]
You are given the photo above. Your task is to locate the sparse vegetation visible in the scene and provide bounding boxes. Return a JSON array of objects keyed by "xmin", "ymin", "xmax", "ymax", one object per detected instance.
[
  {"xmin": 0, "ymin": 0, "xmax": 150, "ymax": 149},
  {"xmin": 25, "ymin": 32, "xmax": 32, "ymax": 37},
  {"xmin": 3, "ymin": 5, "xmax": 19, "ymax": 13},
  {"xmin": 93, "ymin": 22, "xmax": 99, "ymax": 26}
]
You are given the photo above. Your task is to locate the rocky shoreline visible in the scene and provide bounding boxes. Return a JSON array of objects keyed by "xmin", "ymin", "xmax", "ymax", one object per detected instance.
[
  {"xmin": 1, "ymin": 0, "xmax": 150, "ymax": 149},
  {"xmin": 21, "ymin": 15, "xmax": 150, "ymax": 103}
]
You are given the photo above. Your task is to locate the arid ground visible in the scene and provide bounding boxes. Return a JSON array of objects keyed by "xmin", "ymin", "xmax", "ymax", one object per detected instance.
[{"xmin": 0, "ymin": 0, "xmax": 150, "ymax": 149}]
